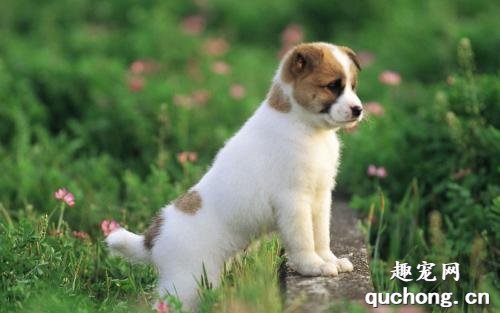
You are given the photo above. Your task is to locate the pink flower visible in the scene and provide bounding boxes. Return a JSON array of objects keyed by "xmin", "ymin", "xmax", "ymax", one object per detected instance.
[
  {"xmin": 128, "ymin": 76, "xmax": 145, "ymax": 92},
  {"xmin": 364, "ymin": 102, "xmax": 385, "ymax": 116},
  {"xmin": 72, "ymin": 230, "xmax": 90, "ymax": 240},
  {"xmin": 130, "ymin": 61, "xmax": 146, "ymax": 74},
  {"xmin": 101, "ymin": 220, "xmax": 121, "ymax": 236},
  {"xmin": 211, "ymin": 61, "xmax": 231, "ymax": 75},
  {"xmin": 180, "ymin": 14, "xmax": 206, "ymax": 35},
  {"xmin": 54, "ymin": 188, "xmax": 68, "ymax": 200},
  {"xmin": 177, "ymin": 151, "xmax": 198, "ymax": 164},
  {"xmin": 54, "ymin": 188, "xmax": 75, "ymax": 207},
  {"xmin": 367, "ymin": 165, "xmax": 388, "ymax": 178},
  {"xmin": 63, "ymin": 193, "xmax": 75, "ymax": 207},
  {"xmin": 376, "ymin": 167, "xmax": 388, "ymax": 178},
  {"xmin": 202, "ymin": 37, "xmax": 230, "ymax": 56},
  {"xmin": 367, "ymin": 165, "xmax": 378, "ymax": 176},
  {"xmin": 129, "ymin": 59, "xmax": 160, "ymax": 75},
  {"xmin": 278, "ymin": 24, "xmax": 305, "ymax": 59},
  {"xmin": 281, "ymin": 24, "xmax": 304, "ymax": 46},
  {"xmin": 191, "ymin": 89, "xmax": 211, "ymax": 106},
  {"xmin": 229, "ymin": 84, "xmax": 246, "ymax": 100},
  {"xmin": 379, "ymin": 70, "xmax": 402, "ymax": 86},
  {"xmin": 156, "ymin": 300, "xmax": 169, "ymax": 313},
  {"xmin": 173, "ymin": 90, "xmax": 211, "ymax": 108},
  {"xmin": 357, "ymin": 51, "xmax": 375, "ymax": 67}
]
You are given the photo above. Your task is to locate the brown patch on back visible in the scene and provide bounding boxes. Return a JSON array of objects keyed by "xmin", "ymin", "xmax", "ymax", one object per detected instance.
[
  {"xmin": 144, "ymin": 212, "xmax": 164, "ymax": 250},
  {"xmin": 174, "ymin": 190, "xmax": 202, "ymax": 215},
  {"xmin": 267, "ymin": 84, "xmax": 291, "ymax": 113}
]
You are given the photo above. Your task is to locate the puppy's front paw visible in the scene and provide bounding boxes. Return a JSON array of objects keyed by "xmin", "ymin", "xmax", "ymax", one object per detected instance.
[
  {"xmin": 319, "ymin": 262, "xmax": 339, "ymax": 276},
  {"xmin": 317, "ymin": 250, "xmax": 354, "ymax": 273},
  {"xmin": 288, "ymin": 252, "xmax": 333, "ymax": 276},
  {"xmin": 335, "ymin": 257, "xmax": 354, "ymax": 273},
  {"xmin": 317, "ymin": 250, "xmax": 337, "ymax": 263}
]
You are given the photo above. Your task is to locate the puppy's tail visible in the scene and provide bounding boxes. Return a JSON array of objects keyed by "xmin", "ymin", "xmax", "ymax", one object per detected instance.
[{"xmin": 105, "ymin": 228, "xmax": 151, "ymax": 263}]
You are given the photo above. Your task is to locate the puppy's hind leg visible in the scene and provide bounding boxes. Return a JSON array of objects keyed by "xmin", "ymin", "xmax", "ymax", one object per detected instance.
[
  {"xmin": 156, "ymin": 255, "xmax": 223, "ymax": 312},
  {"xmin": 153, "ymin": 236, "xmax": 224, "ymax": 312},
  {"xmin": 157, "ymin": 273, "xmax": 200, "ymax": 312}
]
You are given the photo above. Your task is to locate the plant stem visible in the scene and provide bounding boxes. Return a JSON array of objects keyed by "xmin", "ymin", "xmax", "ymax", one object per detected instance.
[
  {"xmin": 56, "ymin": 203, "xmax": 66, "ymax": 233},
  {"xmin": 0, "ymin": 203, "xmax": 13, "ymax": 227}
]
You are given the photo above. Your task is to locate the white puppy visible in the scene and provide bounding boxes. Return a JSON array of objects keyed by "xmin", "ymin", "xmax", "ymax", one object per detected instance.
[{"xmin": 106, "ymin": 42, "xmax": 363, "ymax": 310}]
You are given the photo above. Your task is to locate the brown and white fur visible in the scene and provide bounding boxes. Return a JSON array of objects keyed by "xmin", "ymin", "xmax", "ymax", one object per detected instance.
[{"xmin": 106, "ymin": 42, "xmax": 363, "ymax": 311}]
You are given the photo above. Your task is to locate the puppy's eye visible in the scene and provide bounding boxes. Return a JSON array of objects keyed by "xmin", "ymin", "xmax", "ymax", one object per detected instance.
[{"xmin": 326, "ymin": 79, "xmax": 343, "ymax": 94}]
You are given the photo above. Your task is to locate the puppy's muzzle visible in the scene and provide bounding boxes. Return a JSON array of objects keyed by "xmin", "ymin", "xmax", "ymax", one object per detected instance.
[{"xmin": 350, "ymin": 105, "xmax": 363, "ymax": 118}]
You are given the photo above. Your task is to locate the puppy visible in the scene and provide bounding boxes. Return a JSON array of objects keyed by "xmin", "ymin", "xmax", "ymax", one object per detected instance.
[{"xmin": 106, "ymin": 42, "xmax": 363, "ymax": 310}]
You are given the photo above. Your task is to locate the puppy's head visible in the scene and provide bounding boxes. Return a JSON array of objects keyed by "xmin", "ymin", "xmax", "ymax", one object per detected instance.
[{"xmin": 278, "ymin": 42, "xmax": 362, "ymax": 129}]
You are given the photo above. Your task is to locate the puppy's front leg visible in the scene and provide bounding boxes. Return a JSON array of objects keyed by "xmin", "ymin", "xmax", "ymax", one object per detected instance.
[
  {"xmin": 313, "ymin": 191, "xmax": 353, "ymax": 273},
  {"xmin": 275, "ymin": 194, "xmax": 338, "ymax": 276}
]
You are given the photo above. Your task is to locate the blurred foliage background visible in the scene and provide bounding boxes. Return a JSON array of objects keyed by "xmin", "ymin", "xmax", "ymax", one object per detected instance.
[{"xmin": 0, "ymin": 0, "xmax": 498, "ymax": 312}]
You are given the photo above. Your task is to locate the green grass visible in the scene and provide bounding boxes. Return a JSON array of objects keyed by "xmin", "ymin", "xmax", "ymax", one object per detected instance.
[{"xmin": 1, "ymin": 211, "xmax": 283, "ymax": 313}]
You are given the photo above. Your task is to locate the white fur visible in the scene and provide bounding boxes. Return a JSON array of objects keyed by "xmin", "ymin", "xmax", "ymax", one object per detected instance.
[
  {"xmin": 106, "ymin": 228, "xmax": 151, "ymax": 262},
  {"xmin": 106, "ymin": 43, "xmax": 361, "ymax": 311},
  {"xmin": 329, "ymin": 46, "xmax": 363, "ymax": 123}
]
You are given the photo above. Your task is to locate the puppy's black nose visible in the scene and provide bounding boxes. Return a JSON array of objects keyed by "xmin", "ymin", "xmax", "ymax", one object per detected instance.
[{"xmin": 351, "ymin": 106, "xmax": 363, "ymax": 117}]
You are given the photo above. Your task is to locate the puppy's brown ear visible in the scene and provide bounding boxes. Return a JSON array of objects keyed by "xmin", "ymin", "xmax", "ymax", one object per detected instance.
[
  {"xmin": 340, "ymin": 46, "xmax": 361, "ymax": 71},
  {"xmin": 284, "ymin": 45, "xmax": 323, "ymax": 81}
]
